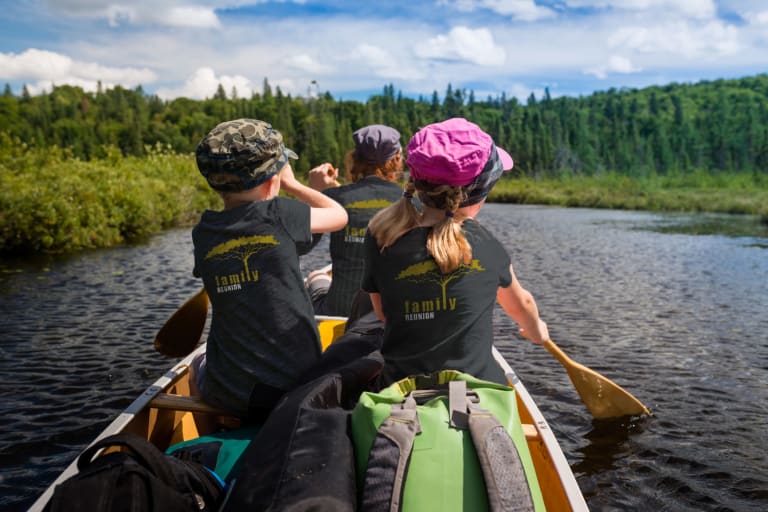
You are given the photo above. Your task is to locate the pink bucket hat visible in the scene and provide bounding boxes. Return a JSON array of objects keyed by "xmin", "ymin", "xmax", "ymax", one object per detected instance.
[{"xmin": 406, "ymin": 118, "xmax": 513, "ymax": 187}]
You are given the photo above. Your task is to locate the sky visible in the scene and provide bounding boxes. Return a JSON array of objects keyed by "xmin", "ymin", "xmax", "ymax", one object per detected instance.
[{"xmin": 0, "ymin": 0, "xmax": 767, "ymax": 103}]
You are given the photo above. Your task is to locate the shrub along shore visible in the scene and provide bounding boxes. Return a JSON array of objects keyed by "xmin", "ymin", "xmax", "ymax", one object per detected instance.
[{"xmin": 1, "ymin": 145, "xmax": 766, "ymax": 257}]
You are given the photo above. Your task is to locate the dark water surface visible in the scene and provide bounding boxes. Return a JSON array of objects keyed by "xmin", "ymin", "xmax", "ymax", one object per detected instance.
[{"xmin": 1, "ymin": 205, "xmax": 767, "ymax": 511}]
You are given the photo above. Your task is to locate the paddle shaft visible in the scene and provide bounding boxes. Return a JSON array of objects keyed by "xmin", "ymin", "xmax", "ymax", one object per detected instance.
[{"xmin": 153, "ymin": 288, "xmax": 209, "ymax": 358}]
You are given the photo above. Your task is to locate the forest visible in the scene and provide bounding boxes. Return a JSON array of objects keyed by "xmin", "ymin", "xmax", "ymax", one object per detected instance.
[
  {"xmin": 1, "ymin": 74, "xmax": 766, "ymax": 256},
  {"xmin": 2, "ymin": 74, "xmax": 768, "ymax": 177}
]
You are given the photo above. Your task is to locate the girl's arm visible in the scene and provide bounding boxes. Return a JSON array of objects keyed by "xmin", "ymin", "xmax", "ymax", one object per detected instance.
[{"xmin": 496, "ymin": 264, "xmax": 549, "ymax": 345}]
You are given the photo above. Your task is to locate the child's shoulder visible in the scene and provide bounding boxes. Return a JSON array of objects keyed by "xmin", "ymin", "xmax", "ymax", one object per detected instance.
[{"xmin": 463, "ymin": 218, "xmax": 500, "ymax": 241}]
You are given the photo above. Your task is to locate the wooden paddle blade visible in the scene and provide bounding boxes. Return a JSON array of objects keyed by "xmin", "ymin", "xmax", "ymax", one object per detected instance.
[
  {"xmin": 544, "ymin": 339, "xmax": 651, "ymax": 419},
  {"xmin": 154, "ymin": 288, "xmax": 209, "ymax": 358}
]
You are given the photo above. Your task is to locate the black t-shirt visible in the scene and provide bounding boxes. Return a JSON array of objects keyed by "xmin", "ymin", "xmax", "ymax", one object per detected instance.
[
  {"xmin": 362, "ymin": 219, "xmax": 511, "ymax": 385},
  {"xmin": 318, "ymin": 176, "xmax": 404, "ymax": 316},
  {"xmin": 192, "ymin": 197, "xmax": 321, "ymax": 416}
]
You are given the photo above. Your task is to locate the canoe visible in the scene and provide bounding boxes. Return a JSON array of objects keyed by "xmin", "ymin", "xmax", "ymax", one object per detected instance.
[{"xmin": 30, "ymin": 315, "xmax": 587, "ymax": 511}]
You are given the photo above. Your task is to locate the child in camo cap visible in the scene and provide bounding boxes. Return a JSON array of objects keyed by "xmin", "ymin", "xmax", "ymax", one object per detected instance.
[{"xmin": 189, "ymin": 119, "xmax": 347, "ymax": 430}]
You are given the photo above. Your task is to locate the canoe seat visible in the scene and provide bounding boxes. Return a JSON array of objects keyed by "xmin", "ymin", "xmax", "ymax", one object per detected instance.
[
  {"xmin": 149, "ymin": 393, "xmax": 230, "ymax": 416},
  {"xmin": 522, "ymin": 423, "xmax": 540, "ymax": 441}
]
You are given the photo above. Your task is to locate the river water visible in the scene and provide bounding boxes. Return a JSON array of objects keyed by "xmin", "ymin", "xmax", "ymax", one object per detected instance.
[{"xmin": 1, "ymin": 204, "xmax": 767, "ymax": 511}]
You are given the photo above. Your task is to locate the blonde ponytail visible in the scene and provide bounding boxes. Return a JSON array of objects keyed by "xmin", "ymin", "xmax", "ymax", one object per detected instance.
[
  {"xmin": 369, "ymin": 180, "xmax": 472, "ymax": 272},
  {"xmin": 368, "ymin": 179, "xmax": 419, "ymax": 250},
  {"xmin": 426, "ymin": 186, "xmax": 471, "ymax": 273}
]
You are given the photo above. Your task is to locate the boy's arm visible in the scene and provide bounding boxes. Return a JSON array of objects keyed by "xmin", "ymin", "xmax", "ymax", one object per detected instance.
[
  {"xmin": 280, "ymin": 164, "xmax": 347, "ymax": 233},
  {"xmin": 308, "ymin": 162, "xmax": 341, "ymax": 190}
]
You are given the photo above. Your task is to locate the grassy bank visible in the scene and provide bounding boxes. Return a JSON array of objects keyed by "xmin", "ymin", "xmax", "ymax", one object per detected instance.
[
  {"xmin": 490, "ymin": 171, "xmax": 768, "ymax": 217},
  {"xmin": 1, "ymin": 138, "xmax": 766, "ymax": 256},
  {"xmin": 0, "ymin": 137, "xmax": 218, "ymax": 256}
]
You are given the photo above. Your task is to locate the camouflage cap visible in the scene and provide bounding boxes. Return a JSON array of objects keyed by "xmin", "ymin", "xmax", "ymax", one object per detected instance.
[{"xmin": 196, "ymin": 119, "xmax": 298, "ymax": 191}]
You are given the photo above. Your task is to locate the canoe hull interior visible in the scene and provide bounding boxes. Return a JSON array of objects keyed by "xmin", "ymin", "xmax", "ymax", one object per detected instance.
[{"xmin": 30, "ymin": 319, "xmax": 587, "ymax": 512}]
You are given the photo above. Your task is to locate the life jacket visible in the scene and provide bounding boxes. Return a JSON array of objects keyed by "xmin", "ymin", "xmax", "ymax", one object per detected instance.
[{"xmin": 351, "ymin": 370, "xmax": 546, "ymax": 512}]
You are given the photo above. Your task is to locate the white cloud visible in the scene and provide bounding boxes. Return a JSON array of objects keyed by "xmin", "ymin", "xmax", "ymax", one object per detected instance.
[
  {"xmin": 415, "ymin": 26, "xmax": 506, "ymax": 66},
  {"xmin": 563, "ymin": 0, "xmax": 717, "ymax": 19},
  {"xmin": 154, "ymin": 67, "xmax": 254, "ymax": 100},
  {"xmin": 6, "ymin": 1, "xmax": 767, "ymax": 102},
  {"xmin": 162, "ymin": 6, "xmax": 221, "ymax": 28},
  {"xmin": 286, "ymin": 54, "xmax": 333, "ymax": 74},
  {"xmin": 351, "ymin": 44, "xmax": 396, "ymax": 69},
  {"xmin": 754, "ymin": 10, "xmax": 768, "ymax": 25},
  {"xmin": 585, "ymin": 55, "xmax": 642, "ymax": 79},
  {"xmin": 347, "ymin": 44, "xmax": 425, "ymax": 81},
  {"xmin": 609, "ymin": 20, "xmax": 741, "ymax": 57},
  {"xmin": 507, "ymin": 82, "xmax": 545, "ymax": 102},
  {"xmin": 0, "ymin": 48, "xmax": 156, "ymax": 93},
  {"xmin": 439, "ymin": 0, "xmax": 555, "ymax": 21},
  {"xmin": 45, "ymin": 1, "xmax": 222, "ymax": 28}
]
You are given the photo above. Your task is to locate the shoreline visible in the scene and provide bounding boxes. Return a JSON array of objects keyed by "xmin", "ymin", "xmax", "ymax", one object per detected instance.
[{"xmin": 2, "ymin": 158, "xmax": 766, "ymax": 258}]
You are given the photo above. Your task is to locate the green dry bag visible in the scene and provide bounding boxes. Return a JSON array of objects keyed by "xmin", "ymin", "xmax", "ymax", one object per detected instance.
[{"xmin": 351, "ymin": 370, "xmax": 545, "ymax": 512}]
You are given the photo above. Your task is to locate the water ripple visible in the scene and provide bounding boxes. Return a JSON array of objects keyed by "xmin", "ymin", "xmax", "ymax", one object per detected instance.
[{"xmin": 2, "ymin": 208, "xmax": 767, "ymax": 511}]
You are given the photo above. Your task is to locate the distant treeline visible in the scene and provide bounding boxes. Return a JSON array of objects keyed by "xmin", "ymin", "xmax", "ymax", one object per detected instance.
[
  {"xmin": 1, "ymin": 74, "xmax": 767, "ymax": 177},
  {"xmin": 2, "ymin": 76, "xmax": 767, "ymax": 256}
]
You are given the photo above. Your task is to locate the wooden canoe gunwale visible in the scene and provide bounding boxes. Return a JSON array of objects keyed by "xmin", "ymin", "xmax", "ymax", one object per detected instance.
[
  {"xmin": 493, "ymin": 346, "xmax": 588, "ymax": 511},
  {"xmin": 28, "ymin": 345, "xmax": 207, "ymax": 512}
]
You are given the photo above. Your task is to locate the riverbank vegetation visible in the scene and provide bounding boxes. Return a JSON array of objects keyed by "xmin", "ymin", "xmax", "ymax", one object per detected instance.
[
  {"xmin": 0, "ymin": 135, "xmax": 217, "ymax": 255},
  {"xmin": 1, "ymin": 74, "xmax": 767, "ymax": 256},
  {"xmin": 490, "ymin": 171, "xmax": 767, "ymax": 216},
  {"xmin": 1, "ymin": 138, "xmax": 764, "ymax": 257}
]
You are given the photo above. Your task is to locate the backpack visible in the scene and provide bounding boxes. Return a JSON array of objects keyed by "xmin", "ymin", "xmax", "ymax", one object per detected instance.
[
  {"xmin": 44, "ymin": 432, "xmax": 224, "ymax": 512},
  {"xmin": 350, "ymin": 370, "xmax": 546, "ymax": 512},
  {"xmin": 221, "ymin": 350, "xmax": 384, "ymax": 512}
]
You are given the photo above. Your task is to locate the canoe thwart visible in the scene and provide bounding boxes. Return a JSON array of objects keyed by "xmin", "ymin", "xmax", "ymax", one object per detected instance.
[
  {"xmin": 522, "ymin": 423, "xmax": 540, "ymax": 441},
  {"xmin": 149, "ymin": 393, "xmax": 230, "ymax": 416}
]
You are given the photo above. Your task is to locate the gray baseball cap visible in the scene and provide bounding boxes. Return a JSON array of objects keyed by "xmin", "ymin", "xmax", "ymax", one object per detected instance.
[{"xmin": 352, "ymin": 125, "xmax": 401, "ymax": 164}]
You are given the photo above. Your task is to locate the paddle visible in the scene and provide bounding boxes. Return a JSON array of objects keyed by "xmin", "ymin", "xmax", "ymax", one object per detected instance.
[
  {"xmin": 154, "ymin": 288, "xmax": 209, "ymax": 358},
  {"xmin": 543, "ymin": 339, "xmax": 651, "ymax": 419}
]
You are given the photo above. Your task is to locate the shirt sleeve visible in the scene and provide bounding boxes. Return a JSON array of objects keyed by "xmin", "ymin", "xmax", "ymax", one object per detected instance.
[
  {"xmin": 496, "ymin": 243, "xmax": 512, "ymax": 288},
  {"xmin": 274, "ymin": 197, "xmax": 312, "ymax": 254},
  {"xmin": 191, "ymin": 225, "xmax": 202, "ymax": 278},
  {"xmin": 499, "ymin": 259, "xmax": 512, "ymax": 287}
]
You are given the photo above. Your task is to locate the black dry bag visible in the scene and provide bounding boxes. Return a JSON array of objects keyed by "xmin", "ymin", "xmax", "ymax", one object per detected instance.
[{"xmin": 44, "ymin": 432, "xmax": 224, "ymax": 512}]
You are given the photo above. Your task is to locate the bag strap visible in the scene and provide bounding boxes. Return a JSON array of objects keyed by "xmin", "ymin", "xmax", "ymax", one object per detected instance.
[
  {"xmin": 360, "ymin": 396, "xmax": 421, "ymax": 512},
  {"xmin": 449, "ymin": 380, "xmax": 536, "ymax": 512},
  {"xmin": 46, "ymin": 453, "xmax": 126, "ymax": 512},
  {"xmin": 77, "ymin": 433, "xmax": 178, "ymax": 487},
  {"xmin": 361, "ymin": 380, "xmax": 536, "ymax": 512}
]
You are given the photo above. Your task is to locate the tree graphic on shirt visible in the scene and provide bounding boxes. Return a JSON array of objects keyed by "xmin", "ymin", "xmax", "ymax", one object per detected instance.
[
  {"xmin": 396, "ymin": 259, "xmax": 484, "ymax": 308},
  {"xmin": 346, "ymin": 198, "xmax": 394, "ymax": 211},
  {"xmin": 205, "ymin": 235, "xmax": 278, "ymax": 281}
]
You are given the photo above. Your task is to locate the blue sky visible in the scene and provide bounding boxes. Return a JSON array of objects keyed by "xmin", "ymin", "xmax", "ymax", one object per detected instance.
[{"xmin": 1, "ymin": 1, "xmax": 767, "ymax": 103}]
